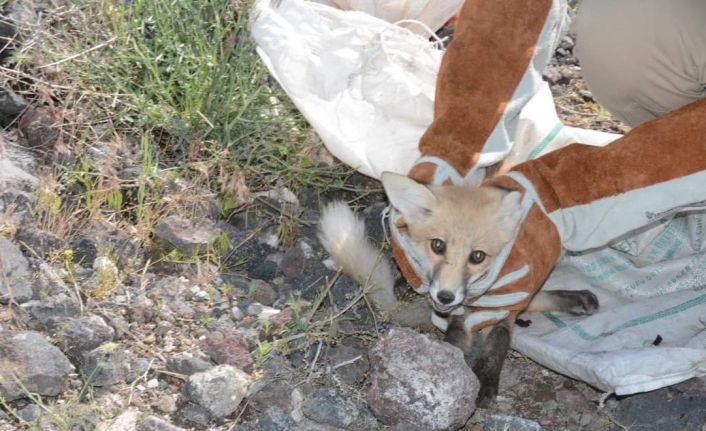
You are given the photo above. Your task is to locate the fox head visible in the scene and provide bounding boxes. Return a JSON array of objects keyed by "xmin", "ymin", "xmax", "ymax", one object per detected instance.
[{"xmin": 382, "ymin": 172, "xmax": 522, "ymax": 314}]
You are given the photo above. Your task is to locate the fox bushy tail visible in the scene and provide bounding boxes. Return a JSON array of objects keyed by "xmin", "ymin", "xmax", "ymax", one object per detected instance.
[{"xmin": 318, "ymin": 201, "xmax": 431, "ymax": 329}]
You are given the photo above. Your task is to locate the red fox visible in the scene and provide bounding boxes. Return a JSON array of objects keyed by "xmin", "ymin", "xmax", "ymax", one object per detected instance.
[{"xmin": 318, "ymin": 171, "xmax": 599, "ymax": 405}]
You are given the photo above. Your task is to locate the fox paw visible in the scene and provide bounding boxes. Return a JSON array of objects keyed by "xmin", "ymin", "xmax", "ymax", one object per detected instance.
[{"xmin": 562, "ymin": 290, "xmax": 599, "ymax": 315}]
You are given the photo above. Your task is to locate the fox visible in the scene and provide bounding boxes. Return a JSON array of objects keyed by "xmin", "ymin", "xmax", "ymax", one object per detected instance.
[{"xmin": 318, "ymin": 171, "xmax": 599, "ymax": 406}]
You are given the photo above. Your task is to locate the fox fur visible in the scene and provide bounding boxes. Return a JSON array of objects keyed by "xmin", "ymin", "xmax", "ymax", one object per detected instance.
[{"xmin": 318, "ymin": 201, "xmax": 436, "ymax": 330}]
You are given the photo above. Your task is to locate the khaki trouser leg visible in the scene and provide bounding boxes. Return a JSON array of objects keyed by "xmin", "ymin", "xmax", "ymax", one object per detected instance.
[{"xmin": 573, "ymin": 0, "xmax": 706, "ymax": 127}]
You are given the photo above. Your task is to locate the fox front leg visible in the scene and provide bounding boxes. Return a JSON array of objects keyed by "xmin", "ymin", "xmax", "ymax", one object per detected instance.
[
  {"xmin": 443, "ymin": 315, "xmax": 474, "ymax": 364},
  {"xmin": 471, "ymin": 319, "xmax": 512, "ymax": 408},
  {"xmin": 443, "ymin": 316, "xmax": 511, "ymax": 407}
]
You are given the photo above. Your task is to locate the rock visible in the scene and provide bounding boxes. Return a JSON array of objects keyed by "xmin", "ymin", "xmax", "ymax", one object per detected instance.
[
  {"xmin": 183, "ymin": 364, "xmax": 252, "ymax": 419},
  {"xmin": 0, "ymin": 87, "xmax": 28, "ymax": 127},
  {"xmin": 328, "ymin": 343, "xmax": 369, "ymax": 385},
  {"xmin": 302, "ymin": 387, "xmax": 359, "ymax": 429},
  {"xmin": 0, "ymin": 331, "xmax": 74, "ymax": 401},
  {"xmin": 0, "ymin": 139, "xmax": 37, "ymax": 217},
  {"xmin": 70, "ymin": 228, "xmax": 142, "ymax": 269},
  {"xmin": 367, "ymin": 328, "xmax": 479, "ymax": 430},
  {"xmin": 246, "ymin": 302, "xmax": 263, "ymax": 316},
  {"xmin": 136, "ymin": 415, "xmax": 186, "ymax": 431},
  {"xmin": 0, "ymin": 238, "xmax": 33, "ymax": 303},
  {"xmin": 291, "ymin": 420, "xmax": 345, "ymax": 431},
  {"xmin": 613, "ymin": 377, "xmax": 706, "ymax": 431},
  {"xmin": 389, "ymin": 424, "xmax": 427, "ymax": 431},
  {"xmin": 127, "ymin": 356, "xmax": 153, "ymax": 382},
  {"xmin": 250, "ymin": 279, "xmax": 277, "ymax": 306},
  {"xmin": 154, "ymin": 215, "xmax": 222, "ymax": 255},
  {"xmin": 47, "ymin": 315, "xmax": 115, "ymax": 360},
  {"xmin": 257, "ymin": 406, "xmax": 296, "ymax": 431},
  {"xmin": 248, "ymin": 379, "xmax": 295, "ymax": 413},
  {"xmin": 15, "ymin": 225, "xmax": 66, "ymax": 258},
  {"xmin": 231, "ymin": 306, "xmax": 245, "ymax": 321},
  {"xmin": 0, "ymin": 20, "xmax": 18, "ymax": 63},
  {"xmin": 20, "ymin": 293, "xmax": 80, "ymax": 329},
  {"xmin": 166, "ymin": 353, "xmax": 212, "ymax": 376},
  {"xmin": 104, "ymin": 410, "xmax": 141, "ymax": 431},
  {"xmin": 542, "ymin": 67, "xmax": 563, "ymax": 86},
  {"xmin": 280, "ymin": 245, "xmax": 305, "ymax": 279},
  {"xmin": 178, "ymin": 402, "xmax": 212, "ymax": 427},
  {"xmin": 484, "ymin": 415, "xmax": 543, "ymax": 431},
  {"xmin": 18, "ymin": 106, "xmax": 61, "ymax": 152},
  {"xmin": 578, "ymin": 89, "xmax": 594, "ymax": 101},
  {"xmin": 248, "ymin": 258, "xmax": 278, "ymax": 281},
  {"xmin": 154, "ymin": 394, "xmax": 178, "ymax": 414},
  {"xmin": 18, "ymin": 403, "xmax": 41, "ymax": 422},
  {"xmin": 201, "ymin": 326, "xmax": 254, "ymax": 372},
  {"xmin": 79, "ymin": 342, "xmax": 128, "ymax": 386},
  {"xmin": 33, "ymin": 262, "xmax": 71, "ymax": 297}
]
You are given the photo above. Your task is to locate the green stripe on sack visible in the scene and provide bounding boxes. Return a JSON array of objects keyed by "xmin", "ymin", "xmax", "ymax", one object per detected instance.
[
  {"xmin": 543, "ymin": 289, "xmax": 706, "ymax": 342},
  {"xmin": 527, "ymin": 122, "xmax": 564, "ymax": 160}
]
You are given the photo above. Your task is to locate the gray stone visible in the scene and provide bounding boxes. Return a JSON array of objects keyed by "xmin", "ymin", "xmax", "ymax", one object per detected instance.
[
  {"xmin": 328, "ymin": 343, "xmax": 369, "ymax": 385},
  {"xmin": 79, "ymin": 343, "xmax": 128, "ymax": 386},
  {"xmin": 0, "ymin": 331, "xmax": 74, "ymax": 401},
  {"xmin": 153, "ymin": 395, "xmax": 178, "ymax": 414},
  {"xmin": 0, "ymin": 138, "xmax": 37, "ymax": 196},
  {"xmin": 0, "ymin": 238, "xmax": 33, "ymax": 303},
  {"xmin": 103, "ymin": 410, "xmax": 141, "ymax": 431},
  {"xmin": 183, "ymin": 365, "xmax": 252, "ymax": 418},
  {"xmin": 136, "ymin": 415, "xmax": 186, "ymax": 431},
  {"xmin": 246, "ymin": 302, "xmax": 263, "ymax": 316},
  {"xmin": 20, "ymin": 293, "xmax": 80, "ymax": 329},
  {"xmin": 47, "ymin": 315, "xmax": 115, "ymax": 360},
  {"xmin": 367, "ymin": 327, "xmax": 478, "ymax": 430},
  {"xmin": 231, "ymin": 306, "xmax": 245, "ymax": 321},
  {"xmin": 18, "ymin": 403, "xmax": 41, "ymax": 422},
  {"xmin": 154, "ymin": 215, "xmax": 221, "ymax": 255},
  {"xmin": 15, "ymin": 225, "xmax": 66, "ymax": 259},
  {"xmin": 291, "ymin": 420, "xmax": 345, "ymax": 431},
  {"xmin": 248, "ymin": 379, "xmax": 295, "ymax": 413},
  {"xmin": 613, "ymin": 377, "xmax": 706, "ymax": 431},
  {"xmin": 257, "ymin": 406, "xmax": 296, "ymax": 431},
  {"xmin": 126, "ymin": 357, "xmax": 153, "ymax": 382},
  {"xmin": 484, "ymin": 415, "xmax": 543, "ymax": 431},
  {"xmin": 70, "ymin": 228, "xmax": 142, "ymax": 269},
  {"xmin": 302, "ymin": 387, "xmax": 359, "ymax": 429},
  {"xmin": 389, "ymin": 424, "xmax": 428, "ymax": 431},
  {"xmin": 178, "ymin": 402, "xmax": 211, "ymax": 427},
  {"xmin": 166, "ymin": 353, "xmax": 212, "ymax": 376},
  {"xmin": 0, "ymin": 87, "xmax": 28, "ymax": 127}
]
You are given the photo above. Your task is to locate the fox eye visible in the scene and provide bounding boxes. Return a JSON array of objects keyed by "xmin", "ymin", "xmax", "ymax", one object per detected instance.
[
  {"xmin": 469, "ymin": 250, "xmax": 486, "ymax": 264},
  {"xmin": 430, "ymin": 238, "xmax": 446, "ymax": 255}
]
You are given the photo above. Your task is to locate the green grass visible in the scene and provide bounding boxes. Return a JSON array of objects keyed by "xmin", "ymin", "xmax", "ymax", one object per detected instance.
[
  {"xmin": 6, "ymin": 0, "xmax": 374, "ymax": 237},
  {"xmin": 55, "ymin": 0, "xmax": 354, "ymax": 184},
  {"xmin": 0, "ymin": 0, "xmax": 390, "ymax": 262}
]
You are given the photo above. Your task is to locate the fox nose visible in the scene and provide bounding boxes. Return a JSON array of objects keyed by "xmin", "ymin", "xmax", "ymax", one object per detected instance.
[{"xmin": 436, "ymin": 291, "xmax": 455, "ymax": 305}]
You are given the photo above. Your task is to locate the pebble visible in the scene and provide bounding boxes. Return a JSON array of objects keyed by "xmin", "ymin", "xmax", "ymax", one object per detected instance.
[
  {"xmin": 183, "ymin": 364, "xmax": 252, "ymax": 418},
  {"xmin": 302, "ymin": 387, "xmax": 359, "ymax": 429}
]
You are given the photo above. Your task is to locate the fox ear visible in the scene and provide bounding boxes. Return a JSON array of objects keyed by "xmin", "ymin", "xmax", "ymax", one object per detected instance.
[
  {"xmin": 381, "ymin": 172, "xmax": 436, "ymax": 221},
  {"xmin": 497, "ymin": 190, "xmax": 522, "ymax": 234}
]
